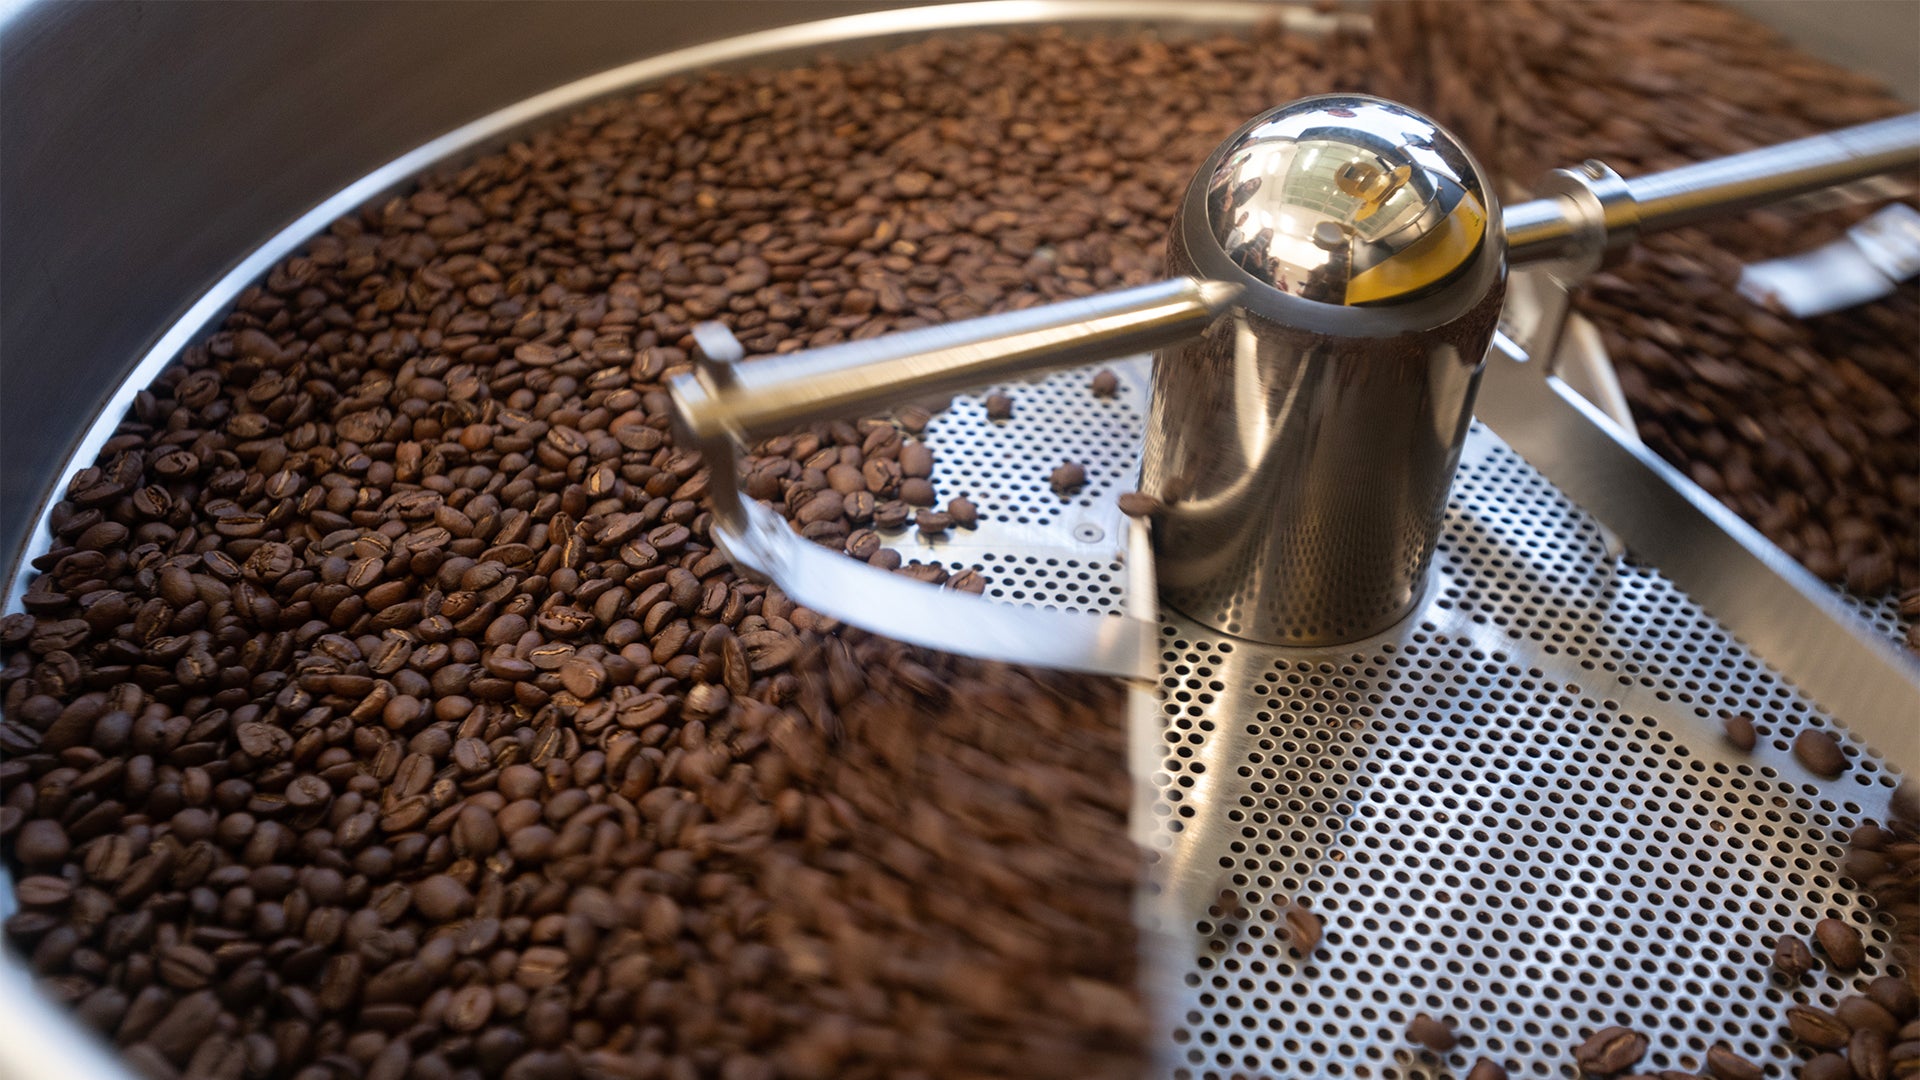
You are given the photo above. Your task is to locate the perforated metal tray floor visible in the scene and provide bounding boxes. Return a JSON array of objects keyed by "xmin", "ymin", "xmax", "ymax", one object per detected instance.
[
  {"xmin": 899, "ymin": 361, "xmax": 1908, "ymax": 1080},
  {"xmin": 1141, "ymin": 425, "xmax": 1905, "ymax": 1080}
]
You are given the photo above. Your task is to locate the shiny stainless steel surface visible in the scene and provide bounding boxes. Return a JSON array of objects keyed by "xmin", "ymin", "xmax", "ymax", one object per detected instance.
[
  {"xmin": 1147, "ymin": 97, "xmax": 1507, "ymax": 646},
  {"xmin": 716, "ymin": 497, "xmax": 1157, "ymax": 676},
  {"xmin": 1503, "ymin": 113, "xmax": 1920, "ymax": 265},
  {"xmin": 1143, "ymin": 422, "xmax": 1908, "ymax": 1080},
  {"xmin": 1474, "ymin": 334, "xmax": 1920, "ymax": 775},
  {"xmin": 671, "ymin": 303, "xmax": 1182, "ymax": 676},
  {"xmin": 669, "ymin": 278, "xmax": 1239, "ymax": 444},
  {"xmin": 1202, "ymin": 97, "xmax": 1494, "ymax": 306}
]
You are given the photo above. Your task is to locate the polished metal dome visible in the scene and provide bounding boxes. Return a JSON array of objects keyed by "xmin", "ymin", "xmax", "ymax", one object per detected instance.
[{"xmin": 1202, "ymin": 95, "xmax": 1492, "ymax": 307}]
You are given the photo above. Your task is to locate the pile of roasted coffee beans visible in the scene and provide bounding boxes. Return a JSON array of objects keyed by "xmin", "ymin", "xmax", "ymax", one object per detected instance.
[{"xmin": 4, "ymin": 3, "xmax": 1919, "ymax": 1080}]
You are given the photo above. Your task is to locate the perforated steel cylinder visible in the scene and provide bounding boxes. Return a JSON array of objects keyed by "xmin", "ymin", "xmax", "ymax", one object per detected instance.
[{"xmin": 1142, "ymin": 96, "xmax": 1507, "ymax": 645}]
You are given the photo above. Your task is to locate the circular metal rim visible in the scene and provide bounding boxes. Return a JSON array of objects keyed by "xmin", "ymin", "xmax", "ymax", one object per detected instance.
[
  {"xmin": 0, "ymin": 0, "xmax": 1363, "ymax": 615},
  {"xmin": 0, "ymin": 5, "xmax": 1358, "ymax": 1080}
]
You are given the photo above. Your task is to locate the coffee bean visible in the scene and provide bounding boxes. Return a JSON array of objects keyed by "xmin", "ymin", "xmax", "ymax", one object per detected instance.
[
  {"xmin": 1467, "ymin": 1060, "xmax": 1509, "ymax": 1080},
  {"xmin": 896, "ymin": 405, "xmax": 934, "ymax": 433},
  {"xmin": 13, "ymin": 875, "xmax": 72, "ymax": 907},
  {"xmin": 1795, "ymin": 730, "xmax": 1848, "ymax": 778},
  {"xmin": 1868, "ymin": 977, "xmax": 1919, "ymax": 1022},
  {"xmin": 1789, "ymin": 1005, "xmax": 1854, "ymax": 1050},
  {"xmin": 947, "ymin": 497, "xmax": 978, "ymax": 529},
  {"xmin": 900, "ymin": 443, "xmax": 934, "ymax": 479},
  {"xmin": 1575, "ymin": 1027, "xmax": 1648, "ymax": 1076},
  {"xmin": 1282, "ymin": 905, "xmax": 1323, "ymax": 956},
  {"xmin": 1090, "ymin": 369, "xmax": 1120, "ymax": 397},
  {"xmin": 1050, "ymin": 462, "xmax": 1087, "ymax": 494},
  {"xmin": 1856, "ymin": 1028, "xmax": 1893, "ymax": 1080},
  {"xmin": 1407, "ymin": 1013, "xmax": 1457, "ymax": 1053},
  {"xmin": 284, "ymin": 775, "xmax": 331, "ymax": 810},
  {"xmin": 1891, "ymin": 1040, "xmax": 1920, "ymax": 1079},
  {"xmin": 1773, "ymin": 934, "xmax": 1815, "ymax": 979},
  {"xmin": 14, "ymin": 819, "xmax": 70, "ymax": 867},
  {"xmin": 1815, "ymin": 917, "xmax": 1867, "ymax": 970},
  {"xmin": 156, "ymin": 944, "xmax": 217, "ymax": 991},
  {"xmin": 1841, "ymin": 997, "xmax": 1902, "ymax": 1037},
  {"xmin": 1721, "ymin": 714, "xmax": 1757, "ymax": 752},
  {"xmin": 1703, "ymin": 1042, "xmax": 1761, "ymax": 1080},
  {"xmin": 411, "ymin": 875, "xmax": 473, "ymax": 922},
  {"xmin": 446, "ymin": 985, "xmax": 493, "ymax": 1033},
  {"xmin": 1117, "ymin": 492, "xmax": 1158, "ymax": 518},
  {"xmin": 984, "ymin": 394, "xmax": 1014, "ymax": 420},
  {"xmin": 515, "ymin": 947, "xmax": 571, "ymax": 989},
  {"xmin": 1892, "ymin": 780, "xmax": 1920, "ymax": 829},
  {"xmin": 1803, "ymin": 1053, "xmax": 1854, "ymax": 1080},
  {"xmin": 900, "ymin": 478, "xmax": 937, "ymax": 507}
]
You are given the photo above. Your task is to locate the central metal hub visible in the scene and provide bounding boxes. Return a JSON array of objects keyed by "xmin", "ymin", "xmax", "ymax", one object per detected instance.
[{"xmin": 1146, "ymin": 95, "xmax": 1507, "ymax": 647}]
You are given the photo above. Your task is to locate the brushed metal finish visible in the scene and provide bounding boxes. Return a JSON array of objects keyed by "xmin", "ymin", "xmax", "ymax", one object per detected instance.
[{"xmin": 1146, "ymin": 99, "xmax": 1507, "ymax": 646}]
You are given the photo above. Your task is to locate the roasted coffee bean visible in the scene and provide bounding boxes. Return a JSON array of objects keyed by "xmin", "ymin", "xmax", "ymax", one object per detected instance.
[
  {"xmin": 1773, "ymin": 934, "xmax": 1815, "ymax": 979},
  {"xmin": 1282, "ymin": 905, "xmax": 1323, "ymax": 956},
  {"xmin": 1856, "ymin": 1028, "xmax": 1893, "ymax": 1080},
  {"xmin": 1868, "ymin": 977, "xmax": 1920, "ymax": 1022},
  {"xmin": 1795, "ymin": 730, "xmax": 1849, "ymax": 778},
  {"xmin": 897, "ymin": 405, "xmax": 934, "ymax": 433},
  {"xmin": 411, "ymin": 875, "xmax": 473, "ymax": 922},
  {"xmin": 1090, "ymin": 369, "xmax": 1120, "ymax": 398},
  {"xmin": 1050, "ymin": 462, "xmax": 1087, "ymax": 494},
  {"xmin": 1117, "ymin": 492, "xmax": 1158, "ymax": 518},
  {"xmin": 1721, "ymin": 713, "xmax": 1757, "ymax": 752},
  {"xmin": 1467, "ymin": 1060, "xmax": 1509, "ymax": 1080},
  {"xmin": 899, "ymin": 477, "xmax": 937, "ymax": 507},
  {"xmin": 1815, "ymin": 917, "xmax": 1867, "ymax": 970},
  {"xmin": 899, "ymin": 443, "xmax": 934, "ymax": 480},
  {"xmin": 1703, "ymin": 1042, "xmax": 1761, "ymax": 1080},
  {"xmin": 1407, "ymin": 1013, "xmax": 1457, "ymax": 1053},
  {"xmin": 1841, "ymin": 997, "xmax": 1902, "ymax": 1037},
  {"xmin": 13, "ymin": 819, "xmax": 70, "ymax": 867},
  {"xmin": 1788, "ymin": 1004, "xmax": 1853, "ymax": 1049},
  {"xmin": 1803, "ymin": 1053, "xmax": 1854, "ymax": 1080},
  {"xmin": 984, "ymin": 394, "xmax": 1014, "ymax": 420},
  {"xmin": 1575, "ymin": 1026, "xmax": 1648, "ymax": 1076},
  {"xmin": 947, "ymin": 497, "xmax": 978, "ymax": 529},
  {"xmin": 1892, "ymin": 1040, "xmax": 1920, "ymax": 1079}
]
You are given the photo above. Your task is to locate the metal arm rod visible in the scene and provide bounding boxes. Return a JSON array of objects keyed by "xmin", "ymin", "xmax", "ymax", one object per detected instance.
[
  {"xmin": 669, "ymin": 276, "xmax": 1239, "ymax": 443},
  {"xmin": 1505, "ymin": 112, "xmax": 1920, "ymax": 265}
]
